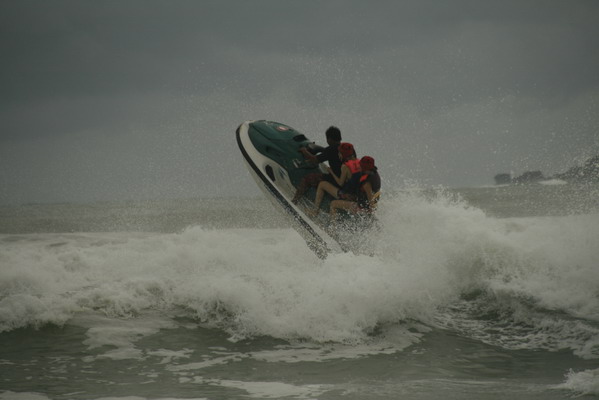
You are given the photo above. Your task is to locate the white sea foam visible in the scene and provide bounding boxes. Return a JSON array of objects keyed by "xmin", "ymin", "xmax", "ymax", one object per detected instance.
[
  {"xmin": 1, "ymin": 191, "xmax": 598, "ymax": 358},
  {"xmin": 0, "ymin": 392, "xmax": 50, "ymax": 400},
  {"xmin": 75, "ymin": 314, "xmax": 177, "ymax": 361},
  {"xmin": 94, "ymin": 397, "xmax": 208, "ymax": 400},
  {"xmin": 184, "ymin": 377, "xmax": 330, "ymax": 399},
  {"xmin": 556, "ymin": 368, "xmax": 599, "ymax": 396},
  {"xmin": 539, "ymin": 179, "xmax": 568, "ymax": 185}
]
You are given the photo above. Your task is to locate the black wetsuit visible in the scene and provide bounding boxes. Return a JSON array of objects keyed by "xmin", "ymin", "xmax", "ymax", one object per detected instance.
[{"xmin": 315, "ymin": 144, "xmax": 342, "ymax": 184}]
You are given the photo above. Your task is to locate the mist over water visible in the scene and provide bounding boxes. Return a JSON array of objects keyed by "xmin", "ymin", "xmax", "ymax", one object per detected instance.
[{"xmin": 1, "ymin": 184, "xmax": 598, "ymax": 399}]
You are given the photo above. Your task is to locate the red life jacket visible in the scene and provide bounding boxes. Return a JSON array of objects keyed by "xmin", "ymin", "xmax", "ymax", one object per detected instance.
[{"xmin": 337, "ymin": 158, "xmax": 363, "ymax": 196}]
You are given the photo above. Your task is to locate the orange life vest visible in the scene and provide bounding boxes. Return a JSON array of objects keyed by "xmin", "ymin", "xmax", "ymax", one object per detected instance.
[{"xmin": 337, "ymin": 158, "xmax": 363, "ymax": 196}]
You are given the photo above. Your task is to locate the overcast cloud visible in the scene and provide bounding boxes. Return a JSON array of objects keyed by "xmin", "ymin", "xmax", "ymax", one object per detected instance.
[{"xmin": 1, "ymin": 0, "xmax": 598, "ymax": 204}]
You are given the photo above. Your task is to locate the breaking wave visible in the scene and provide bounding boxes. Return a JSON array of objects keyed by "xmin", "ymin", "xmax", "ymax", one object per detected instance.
[{"xmin": 1, "ymin": 190, "xmax": 598, "ymax": 359}]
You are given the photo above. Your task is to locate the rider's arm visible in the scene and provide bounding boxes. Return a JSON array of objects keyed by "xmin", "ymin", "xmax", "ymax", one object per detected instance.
[
  {"xmin": 362, "ymin": 182, "xmax": 374, "ymax": 205},
  {"xmin": 299, "ymin": 147, "xmax": 318, "ymax": 163}
]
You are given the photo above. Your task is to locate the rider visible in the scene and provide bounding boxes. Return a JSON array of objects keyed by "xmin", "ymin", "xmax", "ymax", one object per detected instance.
[
  {"xmin": 292, "ymin": 126, "xmax": 342, "ymax": 204},
  {"xmin": 310, "ymin": 142, "xmax": 361, "ymax": 215},
  {"xmin": 330, "ymin": 155, "xmax": 381, "ymax": 216}
]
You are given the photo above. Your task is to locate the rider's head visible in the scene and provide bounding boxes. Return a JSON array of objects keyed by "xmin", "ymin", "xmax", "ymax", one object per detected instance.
[
  {"xmin": 325, "ymin": 126, "xmax": 342, "ymax": 144},
  {"xmin": 360, "ymin": 156, "xmax": 375, "ymax": 171},
  {"xmin": 338, "ymin": 142, "xmax": 355, "ymax": 160}
]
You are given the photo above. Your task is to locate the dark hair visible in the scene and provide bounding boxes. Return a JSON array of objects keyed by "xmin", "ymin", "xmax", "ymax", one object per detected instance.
[{"xmin": 325, "ymin": 126, "xmax": 341, "ymax": 142}]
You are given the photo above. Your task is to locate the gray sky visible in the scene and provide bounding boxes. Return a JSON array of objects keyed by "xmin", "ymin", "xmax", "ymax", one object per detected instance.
[{"xmin": 1, "ymin": 0, "xmax": 598, "ymax": 204}]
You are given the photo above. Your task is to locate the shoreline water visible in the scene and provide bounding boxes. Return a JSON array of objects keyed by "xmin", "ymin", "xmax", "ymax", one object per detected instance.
[{"xmin": 1, "ymin": 183, "xmax": 597, "ymax": 234}]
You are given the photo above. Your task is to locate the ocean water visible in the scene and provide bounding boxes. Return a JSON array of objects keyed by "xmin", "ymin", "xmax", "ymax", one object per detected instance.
[{"xmin": 1, "ymin": 183, "xmax": 598, "ymax": 399}]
